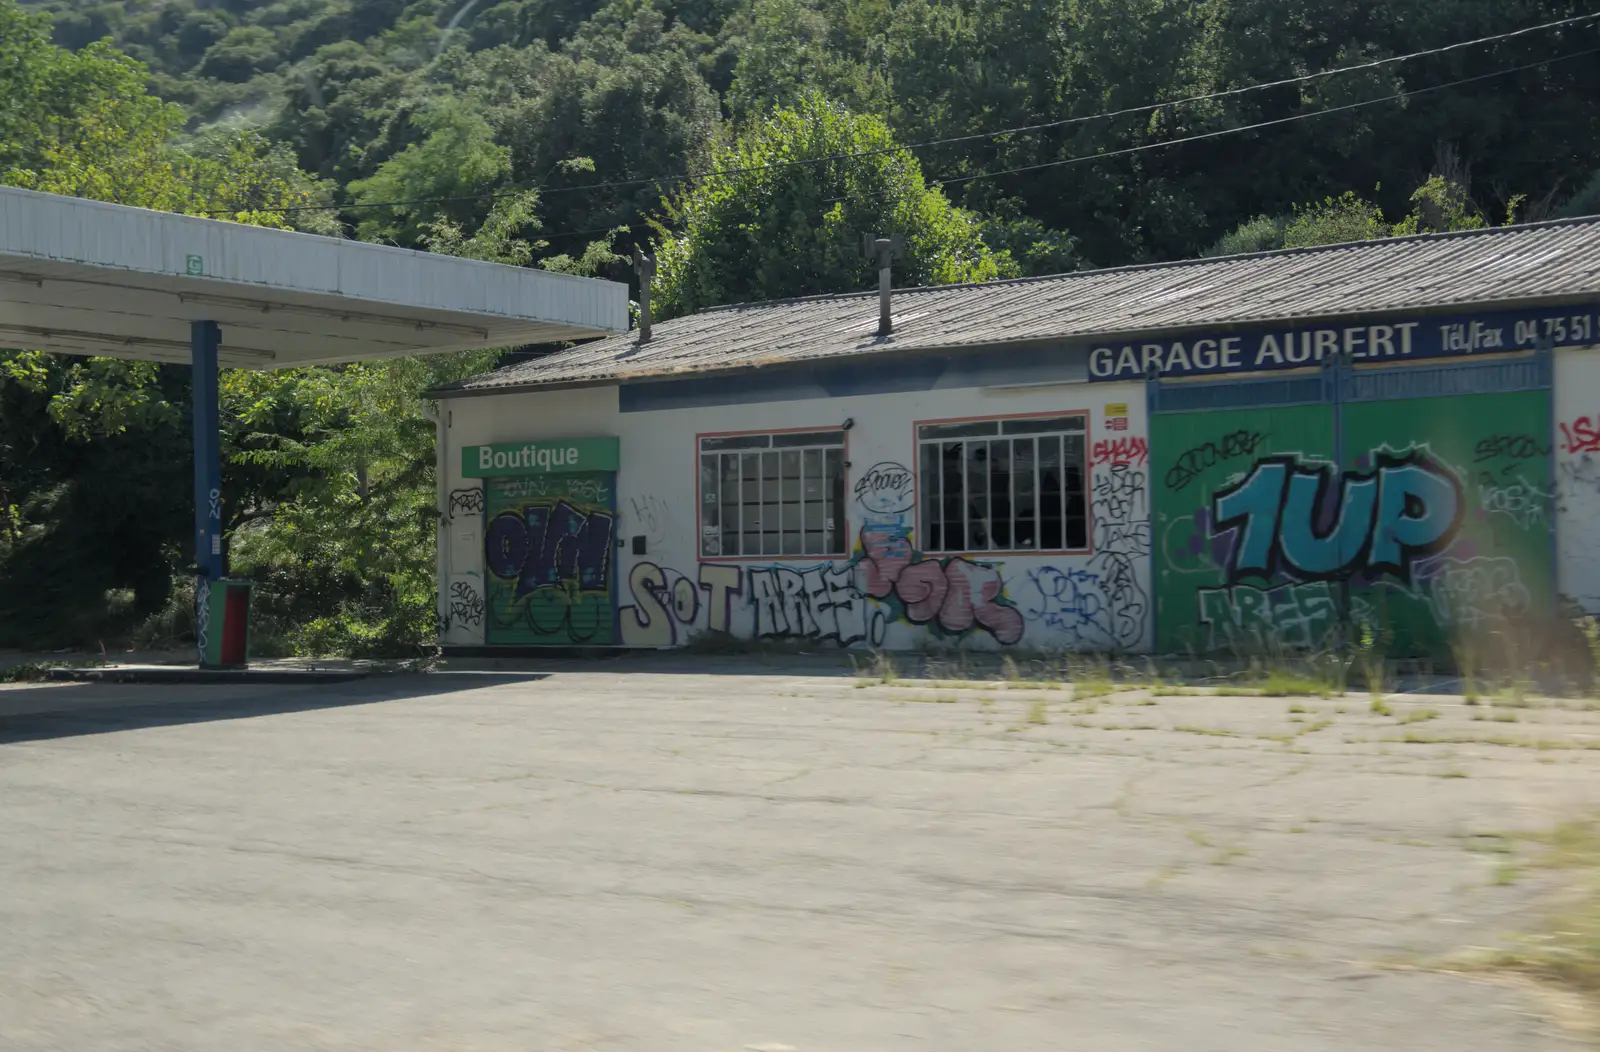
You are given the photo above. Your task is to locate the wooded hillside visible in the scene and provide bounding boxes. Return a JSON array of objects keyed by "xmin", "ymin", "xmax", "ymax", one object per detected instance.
[{"xmin": 23, "ymin": 0, "xmax": 1600, "ymax": 267}]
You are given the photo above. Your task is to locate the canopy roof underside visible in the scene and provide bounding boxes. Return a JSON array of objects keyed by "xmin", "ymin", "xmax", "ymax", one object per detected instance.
[{"xmin": 0, "ymin": 187, "xmax": 629, "ymax": 369}]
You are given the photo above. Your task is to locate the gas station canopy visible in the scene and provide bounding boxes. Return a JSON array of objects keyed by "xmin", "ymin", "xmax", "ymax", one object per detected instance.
[{"xmin": 0, "ymin": 185, "xmax": 629, "ymax": 368}]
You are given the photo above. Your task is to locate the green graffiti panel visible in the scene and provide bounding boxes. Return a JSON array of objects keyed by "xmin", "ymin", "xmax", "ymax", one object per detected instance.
[
  {"xmin": 1151, "ymin": 391, "xmax": 1554, "ymax": 657},
  {"xmin": 483, "ymin": 472, "xmax": 617, "ymax": 645},
  {"xmin": 1340, "ymin": 392, "xmax": 1553, "ymax": 656},
  {"xmin": 1152, "ymin": 405, "xmax": 1335, "ymax": 653}
]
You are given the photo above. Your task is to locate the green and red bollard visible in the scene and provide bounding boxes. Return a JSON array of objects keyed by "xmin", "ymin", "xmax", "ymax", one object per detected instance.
[{"xmin": 196, "ymin": 578, "xmax": 253, "ymax": 670}]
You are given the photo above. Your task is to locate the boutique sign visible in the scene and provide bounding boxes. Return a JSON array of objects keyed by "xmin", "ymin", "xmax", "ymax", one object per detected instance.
[
  {"xmin": 462, "ymin": 437, "xmax": 620, "ymax": 477},
  {"xmin": 1087, "ymin": 303, "xmax": 1598, "ymax": 382}
]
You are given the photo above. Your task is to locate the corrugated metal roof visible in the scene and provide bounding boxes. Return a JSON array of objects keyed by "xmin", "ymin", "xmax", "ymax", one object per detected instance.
[{"xmin": 436, "ymin": 215, "xmax": 1600, "ymax": 396}]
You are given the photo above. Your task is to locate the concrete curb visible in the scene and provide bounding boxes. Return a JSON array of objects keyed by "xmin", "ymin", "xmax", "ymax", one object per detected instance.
[
  {"xmin": 440, "ymin": 645, "xmax": 652, "ymax": 660},
  {"xmin": 46, "ymin": 667, "xmax": 371, "ymax": 685}
]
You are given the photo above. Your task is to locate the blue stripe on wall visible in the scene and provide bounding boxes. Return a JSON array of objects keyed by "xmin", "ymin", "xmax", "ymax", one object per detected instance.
[{"xmin": 619, "ymin": 345, "xmax": 1089, "ymax": 413}]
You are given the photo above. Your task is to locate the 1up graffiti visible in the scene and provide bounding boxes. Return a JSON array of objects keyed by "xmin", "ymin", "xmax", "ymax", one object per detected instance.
[
  {"xmin": 1196, "ymin": 451, "xmax": 1465, "ymax": 650},
  {"xmin": 1211, "ymin": 452, "xmax": 1464, "ymax": 584}
]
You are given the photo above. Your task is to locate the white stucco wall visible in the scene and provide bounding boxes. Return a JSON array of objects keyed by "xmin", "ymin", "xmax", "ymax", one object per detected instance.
[
  {"xmin": 1556, "ymin": 346, "xmax": 1600, "ymax": 614},
  {"xmin": 437, "ymin": 377, "xmax": 1152, "ymax": 651}
]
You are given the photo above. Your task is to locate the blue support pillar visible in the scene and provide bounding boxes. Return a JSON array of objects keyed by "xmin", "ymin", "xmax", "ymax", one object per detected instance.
[
  {"xmin": 192, "ymin": 320, "xmax": 223, "ymax": 578},
  {"xmin": 192, "ymin": 321, "xmax": 222, "ymax": 664}
]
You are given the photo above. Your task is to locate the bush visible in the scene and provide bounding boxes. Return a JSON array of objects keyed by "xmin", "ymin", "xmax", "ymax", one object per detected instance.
[
  {"xmin": 1203, "ymin": 214, "xmax": 1288, "ymax": 257},
  {"xmin": 291, "ymin": 591, "xmax": 436, "ymax": 658},
  {"xmin": 1282, "ymin": 192, "xmax": 1390, "ymax": 248}
]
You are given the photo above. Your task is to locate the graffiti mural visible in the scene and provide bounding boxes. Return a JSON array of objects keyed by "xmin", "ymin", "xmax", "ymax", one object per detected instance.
[
  {"xmin": 1087, "ymin": 464, "xmax": 1150, "ymax": 648},
  {"xmin": 447, "ymin": 487, "xmax": 485, "ymax": 520},
  {"xmin": 1475, "ymin": 433, "xmax": 1550, "ymax": 467},
  {"xmin": 627, "ymin": 495, "xmax": 672, "ymax": 547},
  {"xmin": 748, "ymin": 565, "xmax": 881, "ymax": 644},
  {"xmin": 855, "ymin": 525, "xmax": 1024, "ymax": 645},
  {"xmin": 1416, "ymin": 556, "xmax": 1532, "ymax": 631},
  {"xmin": 447, "ymin": 579, "xmax": 485, "ymax": 628},
  {"xmin": 1090, "ymin": 436, "xmax": 1148, "ymax": 467},
  {"xmin": 1021, "ymin": 566, "xmax": 1118, "ymax": 647},
  {"xmin": 603, "ymin": 418, "xmax": 1161, "ymax": 651},
  {"xmin": 1164, "ymin": 430, "xmax": 1267, "ymax": 492},
  {"xmin": 1210, "ymin": 451, "xmax": 1463, "ymax": 584},
  {"xmin": 853, "ymin": 462, "xmax": 915, "ymax": 515},
  {"xmin": 1152, "ymin": 392, "xmax": 1555, "ymax": 655},
  {"xmin": 493, "ymin": 473, "xmax": 609, "ymax": 503},
  {"xmin": 619, "ymin": 562, "xmax": 742, "ymax": 646},
  {"xmin": 1198, "ymin": 581, "xmax": 1337, "ymax": 651},
  {"xmin": 1477, "ymin": 472, "xmax": 1548, "ymax": 531},
  {"xmin": 1560, "ymin": 416, "xmax": 1600, "ymax": 456},
  {"xmin": 844, "ymin": 455, "xmax": 1026, "ymax": 646},
  {"xmin": 484, "ymin": 473, "xmax": 617, "ymax": 644}
]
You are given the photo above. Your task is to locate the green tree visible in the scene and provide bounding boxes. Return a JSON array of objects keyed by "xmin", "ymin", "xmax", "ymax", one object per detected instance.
[
  {"xmin": 0, "ymin": 353, "xmax": 193, "ymax": 645},
  {"xmin": 976, "ymin": 205, "xmax": 1083, "ymax": 277},
  {"xmin": 651, "ymin": 93, "xmax": 1015, "ymax": 317},
  {"xmin": 421, "ymin": 182, "xmax": 628, "ymax": 272},
  {"xmin": 270, "ymin": 41, "xmax": 412, "ymax": 187},
  {"xmin": 1282, "ymin": 192, "xmax": 1391, "ymax": 249},
  {"xmin": 1202, "ymin": 215, "xmax": 1288, "ymax": 257},
  {"xmin": 227, "ymin": 188, "xmax": 623, "ymax": 656},
  {"xmin": 0, "ymin": 0, "xmax": 338, "ymax": 646},
  {"xmin": 874, "ymin": 0, "xmax": 1219, "ymax": 264},
  {"xmin": 223, "ymin": 358, "xmax": 486, "ymax": 656},
  {"xmin": 31, "ymin": 0, "xmax": 1600, "ymax": 268},
  {"xmin": 347, "ymin": 97, "xmax": 512, "ymax": 244},
  {"xmin": 1204, "ymin": 174, "xmax": 1494, "ymax": 256},
  {"xmin": 3, "ymin": 3, "xmax": 331, "ymax": 227},
  {"xmin": 1, "ymin": 0, "xmax": 162, "ymax": 175},
  {"xmin": 725, "ymin": 0, "xmax": 863, "ymax": 119},
  {"xmin": 486, "ymin": 9, "xmax": 723, "ymax": 262}
]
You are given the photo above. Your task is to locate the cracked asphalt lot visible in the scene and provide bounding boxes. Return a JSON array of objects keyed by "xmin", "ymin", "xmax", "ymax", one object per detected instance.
[{"xmin": 5, "ymin": 658, "xmax": 1600, "ymax": 1050}]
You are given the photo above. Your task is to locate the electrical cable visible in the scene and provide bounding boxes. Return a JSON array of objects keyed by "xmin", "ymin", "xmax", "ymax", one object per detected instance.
[{"xmin": 901, "ymin": 45, "xmax": 1600, "ymax": 197}]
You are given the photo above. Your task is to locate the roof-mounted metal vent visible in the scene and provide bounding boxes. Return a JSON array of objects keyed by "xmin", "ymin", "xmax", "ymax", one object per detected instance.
[
  {"xmin": 632, "ymin": 247, "xmax": 656, "ymax": 345},
  {"xmin": 862, "ymin": 233, "xmax": 904, "ymax": 338}
]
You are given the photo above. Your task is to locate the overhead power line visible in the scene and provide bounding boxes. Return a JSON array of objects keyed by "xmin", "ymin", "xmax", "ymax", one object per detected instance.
[
  {"xmin": 924, "ymin": 45, "xmax": 1600, "ymax": 194},
  {"xmin": 202, "ymin": 9, "xmax": 1600, "ymax": 216},
  {"xmin": 544, "ymin": 44, "xmax": 1599, "ymax": 236}
]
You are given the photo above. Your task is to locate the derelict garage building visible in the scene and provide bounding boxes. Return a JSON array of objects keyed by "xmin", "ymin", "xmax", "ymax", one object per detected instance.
[{"xmin": 430, "ymin": 217, "xmax": 1600, "ymax": 656}]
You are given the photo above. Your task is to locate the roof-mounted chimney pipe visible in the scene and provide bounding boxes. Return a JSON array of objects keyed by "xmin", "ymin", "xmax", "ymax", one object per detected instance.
[
  {"xmin": 863, "ymin": 233, "xmax": 904, "ymax": 338},
  {"xmin": 632, "ymin": 247, "xmax": 655, "ymax": 344}
]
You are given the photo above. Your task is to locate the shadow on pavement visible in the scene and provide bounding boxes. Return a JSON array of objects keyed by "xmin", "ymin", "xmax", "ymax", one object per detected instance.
[
  {"xmin": 0, "ymin": 673, "xmax": 546, "ymax": 745},
  {"xmin": 448, "ymin": 651, "xmax": 862, "ymax": 677}
]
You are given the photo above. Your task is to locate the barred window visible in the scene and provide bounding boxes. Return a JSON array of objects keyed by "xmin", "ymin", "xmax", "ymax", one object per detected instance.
[
  {"xmin": 699, "ymin": 430, "xmax": 847, "ymax": 557},
  {"xmin": 917, "ymin": 414, "xmax": 1088, "ymax": 553}
]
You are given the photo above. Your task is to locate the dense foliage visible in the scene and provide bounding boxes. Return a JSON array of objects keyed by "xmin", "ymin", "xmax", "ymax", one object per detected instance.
[
  {"xmin": 5, "ymin": 0, "xmax": 1600, "ymax": 652},
  {"xmin": 20, "ymin": 0, "xmax": 1600, "ymax": 266},
  {"xmin": 0, "ymin": 0, "xmax": 591, "ymax": 652},
  {"xmin": 652, "ymin": 94, "xmax": 1013, "ymax": 316}
]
